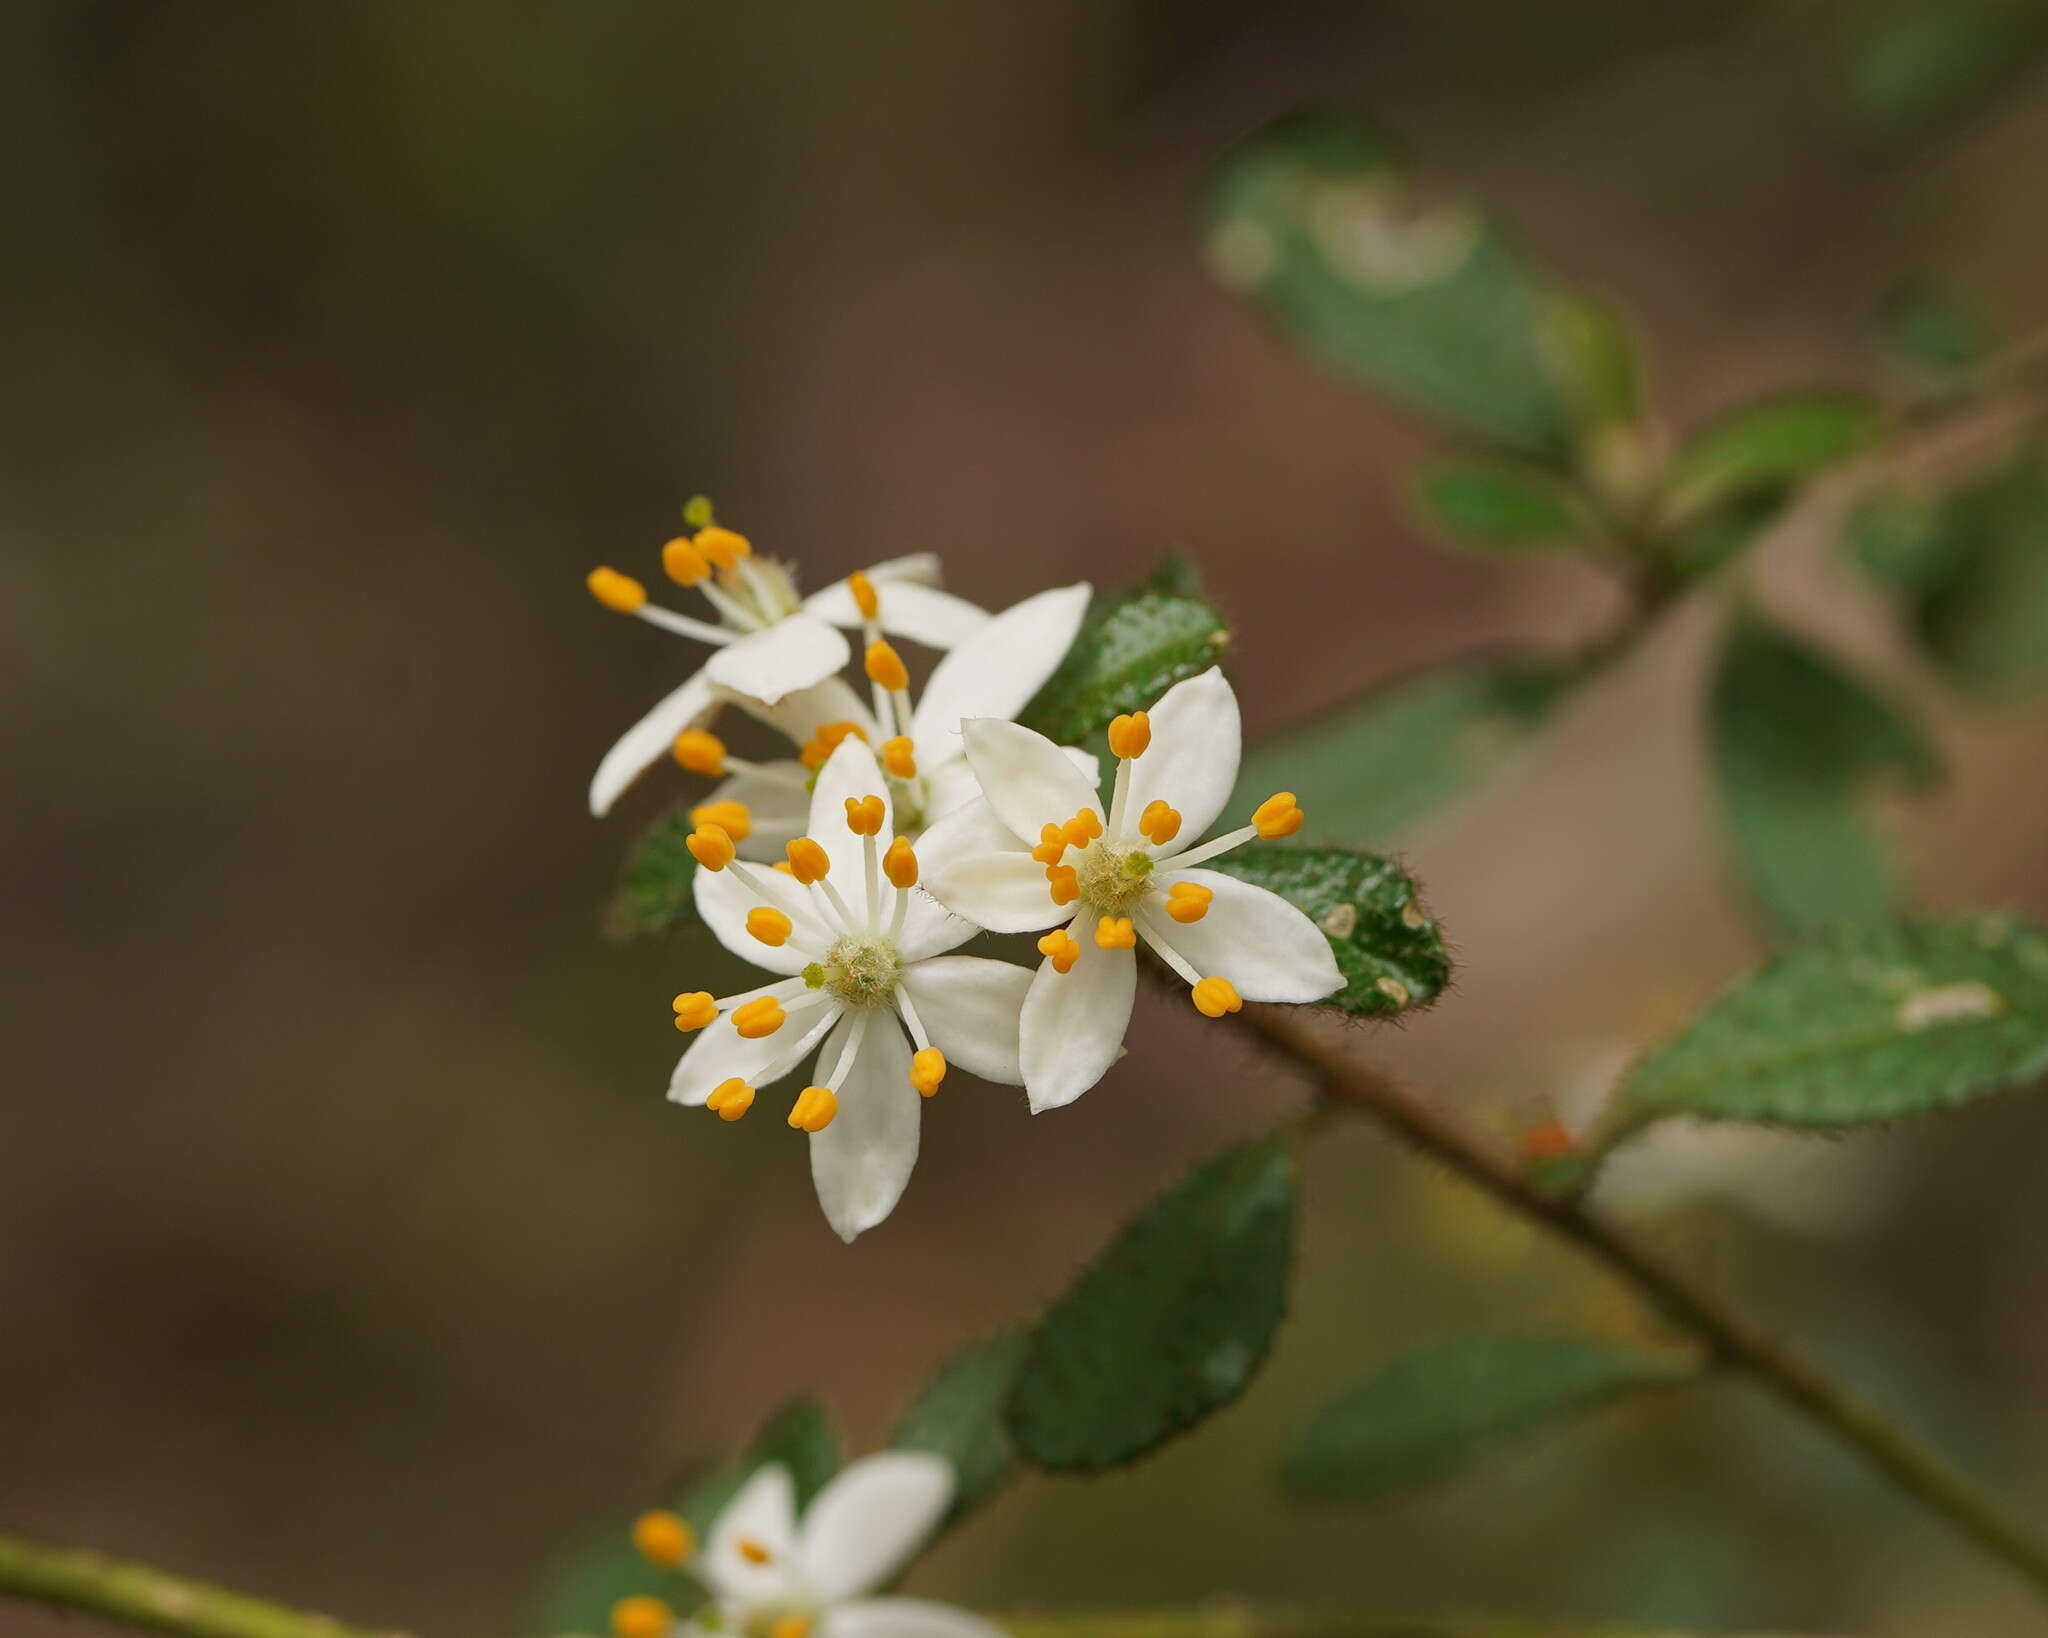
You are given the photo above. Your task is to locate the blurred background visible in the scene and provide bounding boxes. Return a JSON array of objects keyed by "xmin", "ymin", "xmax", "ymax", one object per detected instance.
[{"xmin": 8, "ymin": 2, "xmax": 2048, "ymax": 1634}]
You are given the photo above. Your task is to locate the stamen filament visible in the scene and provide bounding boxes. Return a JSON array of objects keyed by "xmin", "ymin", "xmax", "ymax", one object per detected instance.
[
  {"xmin": 1108, "ymin": 754, "xmax": 1133, "ymax": 836},
  {"xmin": 824, "ymin": 1011, "xmax": 870, "ymax": 1092},
  {"xmin": 1134, "ymin": 912, "xmax": 1204, "ymax": 986},
  {"xmin": 894, "ymin": 986, "xmax": 932, "ymax": 1052},
  {"xmin": 633, "ymin": 604, "xmax": 734, "ymax": 645},
  {"xmin": 863, "ymin": 831, "xmax": 880, "ymax": 933},
  {"xmin": 814, "ymin": 874, "xmax": 860, "ymax": 934},
  {"xmin": 696, "ymin": 578, "xmax": 758, "ymax": 632},
  {"xmin": 889, "ymin": 880, "xmax": 910, "ymax": 942},
  {"xmin": 1152, "ymin": 822, "xmax": 1259, "ymax": 874}
]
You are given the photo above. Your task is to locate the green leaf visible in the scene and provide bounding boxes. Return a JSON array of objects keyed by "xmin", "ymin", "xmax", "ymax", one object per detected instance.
[
  {"xmin": 1411, "ymin": 453, "xmax": 1595, "ymax": 553},
  {"xmin": 1873, "ymin": 275, "xmax": 1996, "ymax": 382},
  {"xmin": 1235, "ymin": 653, "xmax": 1580, "ymax": 844},
  {"xmin": 607, "ymin": 809, "xmax": 701, "ymax": 937},
  {"xmin": 1616, "ymin": 914, "xmax": 2048, "ymax": 1130},
  {"xmin": 530, "ymin": 1522, "xmax": 676, "ymax": 1638},
  {"xmin": 1665, "ymin": 392, "xmax": 1885, "ymax": 517},
  {"xmin": 1709, "ymin": 611, "xmax": 1938, "ymax": 936},
  {"xmin": 1202, "ymin": 116, "xmax": 1576, "ymax": 455},
  {"xmin": 1666, "ymin": 484, "xmax": 1794, "ymax": 582},
  {"xmin": 1206, "ymin": 844, "xmax": 1449, "ymax": 1018},
  {"xmin": 1283, "ymin": 1336, "xmax": 1694, "ymax": 1503},
  {"xmin": 678, "ymin": 1396, "xmax": 843, "ymax": 1535},
  {"xmin": 1842, "ymin": 1, "xmax": 2048, "ymax": 144},
  {"xmin": 891, "ymin": 1329, "xmax": 1030, "ymax": 1525},
  {"xmin": 1018, "ymin": 589, "xmax": 1229, "ymax": 747},
  {"xmin": 1008, "ymin": 1133, "xmax": 1297, "ymax": 1472},
  {"xmin": 1537, "ymin": 287, "xmax": 1646, "ymax": 433}
]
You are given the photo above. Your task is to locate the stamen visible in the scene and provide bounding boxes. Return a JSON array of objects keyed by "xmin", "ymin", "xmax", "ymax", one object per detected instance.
[
  {"xmin": 690, "ymin": 800, "xmax": 752, "ymax": 843},
  {"xmin": 787, "ymin": 1084, "xmax": 838, "ymax": 1133},
  {"xmin": 586, "ymin": 567, "xmax": 647, "ymax": 613},
  {"xmin": 1140, "ymin": 800, "xmax": 1183, "ymax": 847},
  {"xmin": 610, "ymin": 1596, "xmax": 673, "ymax": 1638},
  {"xmin": 1062, "ymin": 807, "xmax": 1104, "ymax": 849},
  {"xmin": 1192, "ymin": 976, "xmax": 1244, "ymax": 1018},
  {"xmin": 1038, "ymin": 927, "xmax": 1081, "ymax": 974},
  {"xmin": 746, "ymin": 907, "xmax": 794, "ymax": 947},
  {"xmin": 1094, "ymin": 915, "xmax": 1137, "ymax": 950},
  {"xmin": 672, "ymin": 730, "xmax": 726, "ymax": 777},
  {"xmin": 1253, "ymin": 791, "xmax": 1306, "ymax": 839},
  {"xmin": 1106, "ymin": 711, "xmax": 1151, "ymax": 760},
  {"xmin": 849, "ymin": 571, "xmax": 880, "ymax": 622},
  {"xmin": 881, "ymin": 735, "xmax": 917, "ymax": 778},
  {"xmin": 730, "ymin": 997, "xmax": 786, "ymax": 1039},
  {"xmin": 686, "ymin": 824, "xmax": 736, "ymax": 871},
  {"xmin": 800, "ymin": 721, "xmax": 869, "ymax": 772},
  {"xmin": 883, "ymin": 837, "xmax": 918, "ymax": 889},
  {"xmin": 785, "ymin": 838, "xmax": 832, "ymax": 884},
  {"xmin": 843, "ymin": 794, "xmax": 886, "ymax": 836},
  {"xmin": 706, "ymin": 1079, "xmax": 755, "ymax": 1121},
  {"xmin": 864, "ymin": 639, "xmax": 910, "ymax": 693},
  {"xmin": 1151, "ymin": 824, "xmax": 1258, "ymax": 875},
  {"xmin": 1046, "ymin": 864, "xmax": 1080, "ymax": 906},
  {"xmin": 911, "ymin": 1047, "xmax": 947, "ymax": 1098},
  {"xmin": 1165, "ymin": 881, "xmax": 1212, "ymax": 923},
  {"xmin": 671, "ymin": 992, "xmax": 717, "ymax": 1031},
  {"xmin": 735, "ymin": 1535, "xmax": 773, "ymax": 1565},
  {"xmin": 693, "ymin": 526, "xmax": 752, "ymax": 570},
  {"xmin": 1031, "ymin": 823, "xmax": 1069, "ymax": 866},
  {"xmin": 630, "ymin": 1510, "xmax": 695, "ymax": 1570},
  {"xmin": 661, "ymin": 537, "xmax": 711, "ymax": 586}
]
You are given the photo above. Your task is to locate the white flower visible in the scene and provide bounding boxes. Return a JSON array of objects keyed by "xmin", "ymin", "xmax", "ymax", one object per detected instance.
[
  {"xmin": 586, "ymin": 522, "xmax": 991, "ymax": 817},
  {"xmin": 668, "ymin": 735, "xmax": 1033, "ymax": 1241},
  {"xmin": 653, "ymin": 581, "xmax": 1094, "ymax": 861},
  {"xmin": 917, "ymin": 666, "xmax": 1343, "ymax": 1112}
]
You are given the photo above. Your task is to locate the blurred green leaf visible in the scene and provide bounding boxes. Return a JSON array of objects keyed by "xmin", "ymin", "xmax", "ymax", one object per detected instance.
[
  {"xmin": 1207, "ymin": 844, "xmax": 1450, "ymax": 1018},
  {"xmin": 530, "ymin": 1522, "xmax": 679, "ymax": 1638},
  {"xmin": 607, "ymin": 809, "xmax": 701, "ymax": 937},
  {"xmin": 1411, "ymin": 453, "xmax": 1596, "ymax": 553},
  {"xmin": 1203, "ymin": 116, "xmax": 1575, "ymax": 455},
  {"xmin": 1283, "ymin": 1336, "xmax": 1694, "ymax": 1503},
  {"xmin": 1872, "ymin": 276, "xmax": 1996, "ymax": 382},
  {"xmin": 1018, "ymin": 588, "xmax": 1229, "ymax": 747},
  {"xmin": 1617, "ymin": 914, "xmax": 2048, "ymax": 1130},
  {"xmin": 1666, "ymin": 484, "xmax": 1794, "ymax": 582},
  {"xmin": 1842, "ymin": 1, "xmax": 2048, "ymax": 143},
  {"xmin": 679, "ymin": 1397, "xmax": 843, "ymax": 1535},
  {"xmin": 1538, "ymin": 287, "xmax": 1646, "ymax": 433},
  {"xmin": 1236, "ymin": 653, "xmax": 1580, "ymax": 844},
  {"xmin": 1665, "ymin": 392, "xmax": 1886, "ymax": 518},
  {"xmin": 890, "ymin": 1329, "xmax": 1030, "ymax": 1526},
  {"xmin": 1008, "ymin": 1134, "xmax": 1296, "ymax": 1472},
  {"xmin": 1709, "ymin": 611, "xmax": 1938, "ymax": 935}
]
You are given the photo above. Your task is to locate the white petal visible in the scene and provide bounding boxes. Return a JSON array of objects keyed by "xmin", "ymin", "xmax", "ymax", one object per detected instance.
[
  {"xmin": 807, "ymin": 577, "xmax": 989, "ymax": 650},
  {"xmin": 726, "ymin": 675, "xmax": 878, "ymax": 750},
  {"xmin": 910, "ymin": 583, "xmax": 1092, "ymax": 758},
  {"xmin": 1149, "ymin": 869, "xmax": 1341, "ymax": 1002},
  {"xmin": 800, "ymin": 553, "xmax": 944, "ymax": 630},
  {"xmin": 668, "ymin": 993, "xmax": 839, "ymax": 1106},
  {"xmin": 588, "ymin": 667, "xmax": 720, "ymax": 817},
  {"xmin": 1123, "ymin": 666, "xmax": 1241, "ymax": 845},
  {"xmin": 825, "ymin": 1600, "xmax": 1007, "ymax": 1638},
  {"xmin": 1019, "ymin": 930, "xmax": 1136, "ymax": 1112},
  {"xmin": 808, "ymin": 736, "xmax": 894, "ymax": 922},
  {"xmin": 797, "ymin": 1451, "xmax": 953, "ymax": 1602},
  {"xmin": 894, "ymin": 888, "xmax": 979, "ymax": 964},
  {"xmin": 809, "ymin": 1013, "xmax": 921, "ymax": 1241},
  {"xmin": 695, "ymin": 853, "xmax": 827, "ymax": 973},
  {"xmin": 899, "ymin": 956, "xmax": 1033, "ymax": 1085},
  {"xmin": 704, "ymin": 766, "xmax": 811, "ymax": 861},
  {"xmin": 916, "ymin": 755, "xmax": 982, "ymax": 826},
  {"xmin": 704, "ymin": 1463, "xmax": 799, "ymax": 1605},
  {"xmin": 917, "ymin": 799, "xmax": 1065, "ymax": 935},
  {"xmin": 960, "ymin": 717, "xmax": 1100, "ymax": 845},
  {"xmin": 703, "ymin": 616, "xmax": 850, "ymax": 706}
]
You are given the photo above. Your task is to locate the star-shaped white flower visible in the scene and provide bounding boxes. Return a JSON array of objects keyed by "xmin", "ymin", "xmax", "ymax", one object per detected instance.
[
  {"xmin": 917, "ymin": 667, "xmax": 1343, "ymax": 1112},
  {"xmin": 648, "ymin": 581, "xmax": 1093, "ymax": 861},
  {"xmin": 669, "ymin": 735, "xmax": 1033, "ymax": 1240},
  {"xmin": 586, "ymin": 523, "xmax": 991, "ymax": 817}
]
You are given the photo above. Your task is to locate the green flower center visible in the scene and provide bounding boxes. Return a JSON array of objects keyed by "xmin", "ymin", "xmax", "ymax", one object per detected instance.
[
  {"xmin": 1077, "ymin": 840, "xmax": 1157, "ymax": 916},
  {"xmin": 819, "ymin": 935, "xmax": 901, "ymax": 1005}
]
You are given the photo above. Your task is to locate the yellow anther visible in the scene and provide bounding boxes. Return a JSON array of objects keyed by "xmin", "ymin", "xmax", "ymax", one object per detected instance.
[
  {"xmin": 1165, "ymin": 881, "xmax": 1213, "ymax": 923},
  {"xmin": 631, "ymin": 1509, "xmax": 695, "ymax": 1569},
  {"xmin": 746, "ymin": 907, "xmax": 794, "ymax": 947},
  {"xmin": 736, "ymin": 1535, "xmax": 773, "ymax": 1565},
  {"xmin": 690, "ymin": 800, "xmax": 753, "ymax": 844},
  {"xmin": 1038, "ymin": 927, "xmax": 1081, "ymax": 974},
  {"xmin": 586, "ymin": 567, "xmax": 647, "ymax": 614},
  {"xmin": 1107, "ymin": 711, "xmax": 1152, "ymax": 761},
  {"xmin": 881, "ymin": 735, "xmax": 917, "ymax": 778},
  {"xmin": 911, "ymin": 1047, "xmax": 947, "ymax": 1098},
  {"xmin": 707, "ymin": 1078, "xmax": 756, "ymax": 1121},
  {"xmin": 884, "ymin": 837, "xmax": 918, "ymax": 889},
  {"xmin": 1062, "ymin": 808, "xmax": 1103, "ymax": 849},
  {"xmin": 1095, "ymin": 915, "xmax": 1137, "ymax": 950},
  {"xmin": 1253, "ymin": 791, "xmax": 1305, "ymax": 840},
  {"xmin": 671, "ymin": 991, "xmax": 717, "ymax": 1031},
  {"xmin": 800, "ymin": 721, "xmax": 869, "ymax": 771},
  {"xmin": 731, "ymin": 997, "xmax": 786, "ymax": 1039},
  {"xmin": 865, "ymin": 639, "xmax": 910, "ymax": 692},
  {"xmin": 849, "ymin": 571, "xmax": 880, "ymax": 622},
  {"xmin": 773, "ymin": 860, "xmax": 795, "ymax": 875},
  {"xmin": 1140, "ymin": 799, "xmax": 1182, "ymax": 847},
  {"xmin": 843, "ymin": 793, "xmax": 886, "ymax": 836},
  {"xmin": 686, "ymin": 825, "xmax": 736, "ymax": 872},
  {"xmin": 788, "ymin": 1084, "xmax": 839, "ymax": 1133},
  {"xmin": 611, "ymin": 1595, "xmax": 673, "ymax": 1638},
  {"xmin": 661, "ymin": 536, "xmax": 711, "ymax": 586},
  {"xmin": 1192, "ymin": 976, "xmax": 1243, "ymax": 1018},
  {"xmin": 693, "ymin": 526, "xmax": 752, "ymax": 569},
  {"xmin": 1046, "ymin": 864, "xmax": 1079, "ymax": 906},
  {"xmin": 785, "ymin": 837, "xmax": 831, "ymax": 884},
  {"xmin": 672, "ymin": 729, "xmax": 727, "ymax": 777},
  {"xmin": 1031, "ymin": 823, "xmax": 1068, "ymax": 867},
  {"xmin": 768, "ymin": 1618, "xmax": 813, "ymax": 1638}
]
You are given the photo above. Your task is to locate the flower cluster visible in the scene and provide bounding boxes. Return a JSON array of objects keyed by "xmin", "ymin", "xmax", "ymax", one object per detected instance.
[{"xmin": 588, "ymin": 508, "xmax": 1340, "ymax": 1238}]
